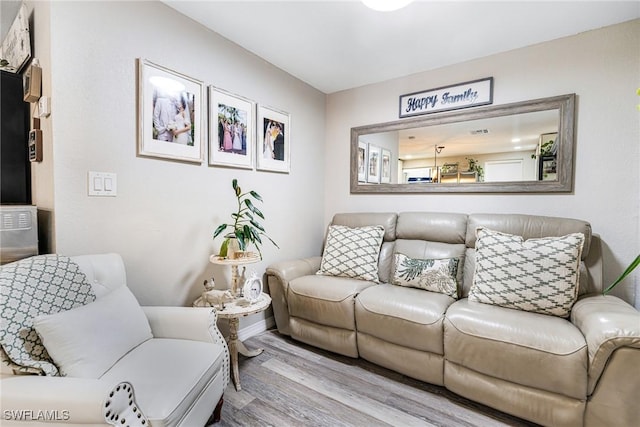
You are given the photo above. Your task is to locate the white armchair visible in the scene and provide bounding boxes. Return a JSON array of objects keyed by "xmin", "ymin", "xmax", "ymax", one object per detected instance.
[{"xmin": 1, "ymin": 253, "xmax": 229, "ymax": 427}]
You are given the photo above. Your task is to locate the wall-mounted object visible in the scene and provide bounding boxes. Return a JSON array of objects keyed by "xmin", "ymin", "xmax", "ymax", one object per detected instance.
[
  {"xmin": 38, "ymin": 96, "xmax": 51, "ymax": 117},
  {"xmin": 399, "ymin": 77, "xmax": 493, "ymax": 118},
  {"xmin": 23, "ymin": 63, "xmax": 41, "ymax": 103},
  {"xmin": 28, "ymin": 129, "xmax": 42, "ymax": 162},
  {"xmin": 137, "ymin": 58, "xmax": 204, "ymax": 164},
  {"xmin": 0, "ymin": 4, "xmax": 31, "ymax": 73},
  {"xmin": 351, "ymin": 93, "xmax": 576, "ymax": 194}
]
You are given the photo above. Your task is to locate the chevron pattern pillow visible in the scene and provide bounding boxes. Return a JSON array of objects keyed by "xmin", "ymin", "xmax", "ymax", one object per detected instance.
[
  {"xmin": 317, "ymin": 225, "xmax": 385, "ymax": 282},
  {"xmin": 469, "ymin": 227, "xmax": 584, "ymax": 317},
  {"xmin": 392, "ymin": 253, "xmax": 460, "ymax": 298}
]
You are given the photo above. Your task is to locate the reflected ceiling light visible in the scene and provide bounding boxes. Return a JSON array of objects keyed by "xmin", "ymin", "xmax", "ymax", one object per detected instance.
[
  {"xmin": 362, "ymin": 0, "xmax": 414, "ymax": 12},
  {"xmin": 514, "ymin": 146, "xmax": 522, "ymax": 150},
  {"xmin": 511, "ymin": 138, "xmax": 521, "ymax": 143},
  {"xmin": 149, "ymin": 76, "xmax": 186, "ymax": 94}
]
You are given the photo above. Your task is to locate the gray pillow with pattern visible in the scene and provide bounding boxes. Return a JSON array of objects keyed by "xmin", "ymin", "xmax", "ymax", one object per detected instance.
[
  {"xmin": 317, "ymin": 225, "xmax": 385, "ymax": 282},
  {"xmin": 392, "ymin": 253, "xmax": 460, "ymax": 298},
  {"xmin": 0, "ymin": 255, "xmax": 96, "ymax": 376},
  {"xmin": 469, "ymin": 227, "xmax": 584, "ymax": 317}
]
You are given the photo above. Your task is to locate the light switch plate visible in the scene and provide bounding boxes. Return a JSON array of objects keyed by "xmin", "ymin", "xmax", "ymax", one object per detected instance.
[{"xmin": 88, "ymin": 171, "xmax": 117, "ymax": 196}]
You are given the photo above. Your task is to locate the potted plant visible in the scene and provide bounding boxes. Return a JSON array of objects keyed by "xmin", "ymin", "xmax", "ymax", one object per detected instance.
[
  {"xmin": 213, "ymin": 179, "xmax": 278, "ymax": 259},
  {"xmin": 465, "ymin": 157, "xmax": 484, "ymax": 181}
]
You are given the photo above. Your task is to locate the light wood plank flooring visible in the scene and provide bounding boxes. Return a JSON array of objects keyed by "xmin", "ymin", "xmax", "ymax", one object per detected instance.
[{"xmin": 215, "ymin": 330, "xmax": 538, "ymax": 427}]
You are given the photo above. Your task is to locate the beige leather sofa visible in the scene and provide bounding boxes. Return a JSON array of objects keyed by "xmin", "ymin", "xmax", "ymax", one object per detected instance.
[{"xmin": 266, "ymin": 212, "xmax": 640, "ymax": 427}]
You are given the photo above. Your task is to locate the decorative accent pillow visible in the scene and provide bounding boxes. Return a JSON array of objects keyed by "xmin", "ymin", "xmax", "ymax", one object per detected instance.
[
  {"xmin": 317, "ymin": 225, "xmax": 385, "ymax": 282},
  {"xmin": 33, "ymin": 285, "xmax": 152, "ymax": 378},
  {"xmin": 0, "ymin": 255, "xmax": 96, "ymax": 376},
  {"xmin": 392, "ymin": 253, "xmax": 460, "ymax": 298},
  {"xmin": 469, "ymin": 227, "xmax": 585, "ymax": 317}
]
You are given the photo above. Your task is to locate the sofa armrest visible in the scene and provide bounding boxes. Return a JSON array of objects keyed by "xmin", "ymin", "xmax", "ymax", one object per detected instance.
[
  {"xmin": 571, "ymin": 294, "xmax": 640, "ymax": 394},
  {"xmin": 142, "ymin": 306, "xmax": 224, "ymax": 345},
  {"xmin": 1, "ymin": 377, "xmax": 147, "ymax": 426},
  {"xmin": 266, "ymin": 256, "xmax": 321, "ymax": 335}
]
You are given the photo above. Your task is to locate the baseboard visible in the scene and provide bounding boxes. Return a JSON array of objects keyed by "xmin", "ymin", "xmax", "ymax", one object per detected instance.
[{"xmin": 237, "ymin": 316, "xmax": 275, "ymax": 341}]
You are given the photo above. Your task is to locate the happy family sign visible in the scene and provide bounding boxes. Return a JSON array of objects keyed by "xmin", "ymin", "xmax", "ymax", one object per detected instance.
[{"xmin": 399, "ymin": 77, "xmax": 493, "ymax": 118}]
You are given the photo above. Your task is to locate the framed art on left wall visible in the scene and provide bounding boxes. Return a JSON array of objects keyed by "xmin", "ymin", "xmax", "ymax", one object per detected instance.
[
  {"xmin": 137, "ymin": 58, "xmax": 204, "ymax": 163},
  {"xmin": 209, "ymin": 87, "xmax": 255, "ymax": 169}
]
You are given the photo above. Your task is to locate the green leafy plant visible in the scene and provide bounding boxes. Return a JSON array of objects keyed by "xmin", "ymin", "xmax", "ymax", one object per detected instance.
[
  {"xmin": 603, "ymin": 255, "xmax": 640, "ymax": 295},
  {"xmin": 213, "ymin": 179, "xmax": 278, "ymax": 259},
  {"xmin": 465, "ymin": 157, "xmax": 484, "ymax": 181},
  {"xmin": 531, "ymin": 138, "xmax": 555, "ymax": 159}
]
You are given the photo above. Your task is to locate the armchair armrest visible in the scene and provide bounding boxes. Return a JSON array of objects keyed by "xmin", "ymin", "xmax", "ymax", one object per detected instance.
[
  {"xmin": 142, "ymin": 306, "xmax": 225, "ymax": 346},
  {"xmin": 571, "ymin": 294, "xmax": 640, "ymax": 394},
  {"xmin": 266, "ymin": 257, "xmax": 321, "ymax": 335},
  {"xmin": 1, "ymin": 377, "xmax": 147, "ymax": 426}
]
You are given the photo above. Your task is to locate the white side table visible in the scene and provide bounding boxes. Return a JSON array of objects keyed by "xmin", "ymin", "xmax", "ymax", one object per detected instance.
[
  {"xmin": 215, "ymin": 293, "xmax": 271, "ymax": 391},
  {"xmin": 209, "ymin": 254, "xmax": 260, "ymax": 297}
]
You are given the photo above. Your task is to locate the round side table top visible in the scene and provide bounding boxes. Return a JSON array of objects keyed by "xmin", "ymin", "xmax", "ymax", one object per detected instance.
[
  {"xmin": 215, "ymin": 293, "xmax": 271, "ymax": 319},
  {"xmin": 209, "ymin": 254, "xmax": 261, "ymax": 266}
]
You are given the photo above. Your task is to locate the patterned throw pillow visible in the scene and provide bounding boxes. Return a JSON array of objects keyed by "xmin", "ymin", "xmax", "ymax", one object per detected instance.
[
  {"xmin": 469, "ymin": 227, "xmax": 584, "ymax": 317},
  {"xmin": 317, "ymin": 225, "xmax": 385, "ymax": 282},
  {"xmin": 392, "ymin": 253, "xmax": 459, "ymax": 298},
  {"xmin": 0, "ymin": 255, "xmax": 96, "ymax": 376}
]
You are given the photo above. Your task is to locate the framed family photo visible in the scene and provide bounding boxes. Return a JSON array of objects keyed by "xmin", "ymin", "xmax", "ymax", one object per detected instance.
[
  {"xmin": 257, "ymin": 105, "xmax": 290, "ymax": 173},
  {"xmin": 209, "ymin": 87, "xmax": 255, "ymax": 169},
  {"xmin": 357, "ymin": 141, "xmax": 368, "ymax": 182},
  {"xmin": 381, "ymin": 149, "xmax": 391, "ymax": 183},
  {"xmin": 367, "ymin": 144, "xmax": 381, "ymax": 184},
  {"xmin": 137, "ymin": 58, "xmax": 204, "ymax": 163}
]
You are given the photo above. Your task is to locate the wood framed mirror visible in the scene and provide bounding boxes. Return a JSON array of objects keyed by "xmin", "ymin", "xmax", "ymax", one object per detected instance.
[{"xmin": 351, "ymin": 94, "xmax": 575, "ymax": 193}]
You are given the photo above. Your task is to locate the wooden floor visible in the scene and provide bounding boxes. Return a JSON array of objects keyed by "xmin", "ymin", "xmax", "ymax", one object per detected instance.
[{"xmin": 214, "ymin": 330, "xmax": 538, "ymax": 427}]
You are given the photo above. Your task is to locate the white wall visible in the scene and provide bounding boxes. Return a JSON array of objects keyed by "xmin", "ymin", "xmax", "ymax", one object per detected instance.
[
  {"xmin": 325, "ymin": 19, "xmax": 640, "ymax": 307},
  {"xmin": 42, "ymin": 0, "xmax": 326, "ymax": 326}
]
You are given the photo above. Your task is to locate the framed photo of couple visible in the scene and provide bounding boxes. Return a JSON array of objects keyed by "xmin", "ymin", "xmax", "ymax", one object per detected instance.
[
  {"xmin": 257, "ymin": 105, "xmax": 290, "ymax": 173},
  {"xmin": 209, "ymin": 87, "xmax": 255, "ymax": 169},
  {"xmin": 137, "ymin": 58, "xmax": 204, "ymax": 163}
]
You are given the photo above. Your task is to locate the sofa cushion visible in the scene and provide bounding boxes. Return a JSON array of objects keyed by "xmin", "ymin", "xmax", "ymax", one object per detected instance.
[
  {"xmin": 444, "ymin": 299, "xmax": 588, "ymax": 399},
  {"xmin": 469, "ymin": 227, "xmax": 584, "ymax": 317},
  {"xmin": 288, "ymin": 275, "xmax": 374, "ymax": 330},
  {"xmin": 100, "ymin": 338, "xmax": 224, "ymax": 427},
  {"xmin": 392, "ymin": 253, "xmax": 459, "ymax": 298},
  {"xmin": 317, "ymin": 225, "xmax": 385, "ymax": 282},
  {"xmin": 356, "ymin": 284, "xmax": 454, "ymax": 354},
  {"xmin": 33, "ymin": 285, "xmax": 152, "ymax": 378},
  {"xmin": 0, "ymin": 255, "xmax": 96, "ymax": 376}
]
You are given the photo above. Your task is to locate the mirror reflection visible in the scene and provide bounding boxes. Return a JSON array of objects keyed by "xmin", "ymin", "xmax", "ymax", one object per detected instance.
[{"xmin": 351, "ymin": 94, "xmax": 575, "ymax": 193}]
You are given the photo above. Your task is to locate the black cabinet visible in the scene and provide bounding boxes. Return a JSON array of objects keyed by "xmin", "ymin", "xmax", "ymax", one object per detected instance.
[{"xmin": 1, "ymin": 70, "xmax": 31, "ymax": 204}]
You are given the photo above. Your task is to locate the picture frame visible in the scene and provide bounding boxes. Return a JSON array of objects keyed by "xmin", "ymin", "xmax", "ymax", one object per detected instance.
[
  {"xmin": 209, "ymin": 87, "xmax": 255, "ymax": 169},
  {"xmin": 137, "ymin": 58, "xmax": 204, "ymax": 163},
  {"xmin": 367, "ymin": 144, "xmax": 381, "ymax": 184},
  {"xmin": 0, "ymin": 4, "xmax": 31, "ymax": 73},
  {"xmin": 381, "ymin": 149, "xmax": 391, "ymax": 183},
  {"xmin": 357, "ymin": 141, "xmax": 368, "ymax": 182},
  {"xmin": 256, "ymin": 105, "xmax": 290, "ymax": 173}
]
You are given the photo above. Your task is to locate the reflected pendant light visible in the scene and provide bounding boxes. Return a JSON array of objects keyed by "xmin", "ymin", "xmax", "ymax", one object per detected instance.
[{"xmin": 362, "ymin": 0, "xmax": 414, "ymax": 12}]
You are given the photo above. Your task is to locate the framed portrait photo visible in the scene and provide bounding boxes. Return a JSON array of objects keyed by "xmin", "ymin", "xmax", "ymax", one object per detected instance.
[
  {"xmin": 381, "ymin": 149, "xmax": 391, "ymax": 183},
  {"xmin": 257, "ymin": 105, "xmax": 290, "ymax": 173},
  {"xmin": 367, "ymin": 144, "xmax": 381, "ymax": 184},
  {"xmin": 357, "ymin": 141, "xmax": 368, "ymax": 182},
  {"xmin": 137, "ymin": 58, "xmax": 204, "ymax": 163},
  {"xmin": 209, "ymin": 87, "xmax": 255, "ymax": 169}
]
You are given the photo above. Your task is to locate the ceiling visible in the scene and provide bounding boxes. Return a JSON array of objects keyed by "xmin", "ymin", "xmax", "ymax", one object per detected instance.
[{"xmin": 163, "ymin": 0, "xmax": 639, "ymax": 94}]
